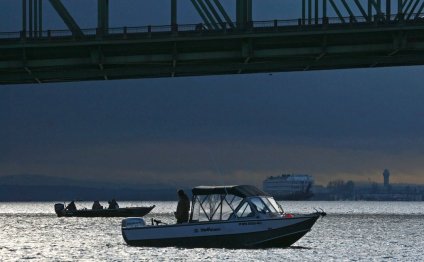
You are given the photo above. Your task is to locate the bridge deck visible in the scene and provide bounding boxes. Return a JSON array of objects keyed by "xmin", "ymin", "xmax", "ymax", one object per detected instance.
[{"xmin": 1, "ymin": 17, "xmax": 424, "ymax": 85}]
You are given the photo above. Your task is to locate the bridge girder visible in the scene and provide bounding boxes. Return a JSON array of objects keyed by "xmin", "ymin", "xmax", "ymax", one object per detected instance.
[
  {"xmin": 2, "ymin": 21, "xmax": 424, "ymax": 85},
  {"xmin": 4, "ymin": 0, "xmax": 424, "ymax": 84}
]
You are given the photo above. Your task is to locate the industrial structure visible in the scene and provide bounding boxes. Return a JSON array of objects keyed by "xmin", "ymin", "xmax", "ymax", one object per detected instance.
[
  {"xmin": 2, "ymin": 0, "xmax": 424, "ymax": 84},
  {"xmin": 312, "ymin": 169, "xmax": 424, "ymax": 201},
  {"xmin": 383, "ymin": 169, "xmax": 391, "ymax": 187}
]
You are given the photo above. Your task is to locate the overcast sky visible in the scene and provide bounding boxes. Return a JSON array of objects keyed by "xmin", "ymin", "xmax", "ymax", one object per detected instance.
[{"xmin": 1, "ymin": 1, "xmax": 423, "ymax": 188}]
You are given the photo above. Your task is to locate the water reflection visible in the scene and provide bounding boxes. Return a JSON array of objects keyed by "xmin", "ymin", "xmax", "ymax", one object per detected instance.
[{"xmin": 0, "ymin": 202, "xmax": 423, "ymax": 261}]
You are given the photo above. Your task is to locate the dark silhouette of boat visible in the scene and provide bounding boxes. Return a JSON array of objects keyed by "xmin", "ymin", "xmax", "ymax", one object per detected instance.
[{"xmin": 54, "ymin": 203, "xmax": 155, "ymax": 217}]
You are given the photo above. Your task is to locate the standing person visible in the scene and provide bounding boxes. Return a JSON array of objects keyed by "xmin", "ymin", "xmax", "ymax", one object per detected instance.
[{"xmin": 174, "ymin": 189, "xmax": 190, "ymax": 224}]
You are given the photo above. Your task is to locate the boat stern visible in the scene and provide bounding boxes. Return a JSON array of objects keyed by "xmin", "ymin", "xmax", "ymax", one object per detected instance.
[
  {"xmin": 122, "ymin": 217, "xmax": 147, "ymax": 244},
  {"xmin": 54, "ymin": 203, "xmax": 64, "ymax": 217}
]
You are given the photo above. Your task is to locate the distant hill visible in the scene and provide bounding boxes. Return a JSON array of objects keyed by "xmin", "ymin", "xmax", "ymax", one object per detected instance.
[
  {"xmin": 0, "ymin": 174, "xmax": 179, "ymax": 201},
  {"xmin": 0, "ymin": 174, "xmax": 93, "ymax": 187}
]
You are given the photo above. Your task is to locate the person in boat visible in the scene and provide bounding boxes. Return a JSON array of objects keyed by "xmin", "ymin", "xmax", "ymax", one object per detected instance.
[
  {"xmin": 92, "ymin": 200, "xmax": 103, "ymax": 210},
  {"xmin": 108, "ymin": 199, "xmax": 119, "ymax": 209},
  {"xmin": 65, "ymin": 201, "xmax": 77, "ymax": 211},
  {"xmin": 174, "ymin": 189, "xmax": 190, "ymax": 224}
]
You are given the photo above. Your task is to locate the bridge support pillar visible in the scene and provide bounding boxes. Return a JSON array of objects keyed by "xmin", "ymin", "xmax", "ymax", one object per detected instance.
[
  {"xmin": 22, "ymin": 0, "xmax": 26, "ymax": 37},
  {"xmin": 171, "ymin": 0, "xmax": 177, "ymax": 26},
  {"xmin": 22, "ymin": 0, "xmax": 43, "ymax": 38},
  {"xmin": 302, "ymin": 0, "xmax": 321, "ymax": 25},
  {"xmin": 387, "ymin": 0, "xmax": 391, "ymax": 20},
  {"xmin": 98, "ymin": 0, "xmax": 109, "ymax": 35},
  {"xmin": 236, "ymin": 0, "xmax": 252, "ymax": 29},
  {"xmin": 323, "ymin": 0, "xmax": 327, "ymax": 19},
  {"xmin": 308, "ymin": 0, "xmax": 311, "ymax": 24},
  {"xmin": 315, "ymin": 0, "xmax": 319, "ymax": 24}
]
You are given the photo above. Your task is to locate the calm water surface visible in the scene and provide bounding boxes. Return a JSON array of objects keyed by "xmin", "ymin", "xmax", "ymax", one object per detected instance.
[{"xmin": 0, "ymin": 201, "xmax": 423, "ymax": 261}]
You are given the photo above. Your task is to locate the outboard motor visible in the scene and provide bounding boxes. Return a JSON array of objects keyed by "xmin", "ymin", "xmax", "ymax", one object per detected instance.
[
  {"xmin": 122, "ymin": 217, "xmax": 146, "ymax": 229},
  {"xmin": 54, "ymin": 203, "xmax": 65, "ymax": 217}
]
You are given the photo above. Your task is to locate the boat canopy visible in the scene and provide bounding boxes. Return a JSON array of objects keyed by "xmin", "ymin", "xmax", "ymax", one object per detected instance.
[{"xmin": 192, "ymin": 185, "xmax": 270, "ymax": 198}]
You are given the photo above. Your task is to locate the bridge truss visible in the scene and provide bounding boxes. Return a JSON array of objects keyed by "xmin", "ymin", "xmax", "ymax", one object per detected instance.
[{"xmin": 1, "ymin": 0, "xmax": 424, "ymax": 84}]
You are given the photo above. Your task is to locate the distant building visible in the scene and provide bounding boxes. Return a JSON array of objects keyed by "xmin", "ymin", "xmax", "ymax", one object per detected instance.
[
  {"xmin": 353, "ymin": 169, "xmax": 424, "ymax": 201},
  {"xmin": 263, "ymin": 174, "xmax": 314, "ymax": 200},
  {"xmin": 383, "ymin": 169, "xmax": 390, "ymax": 187}
]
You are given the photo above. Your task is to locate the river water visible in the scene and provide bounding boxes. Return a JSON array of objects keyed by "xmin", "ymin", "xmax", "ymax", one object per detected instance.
[{"xmin": 0, "ymin": 201, "xmax": 423, "ymax": 261}]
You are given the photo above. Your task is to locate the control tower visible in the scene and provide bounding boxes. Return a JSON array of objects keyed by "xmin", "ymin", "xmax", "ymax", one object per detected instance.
[{"xmin": 383, "ymin": 169, "xmax": 390, "ymax": 187}]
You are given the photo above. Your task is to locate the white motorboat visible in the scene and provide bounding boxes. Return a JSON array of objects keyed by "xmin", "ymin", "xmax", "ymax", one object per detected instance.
[{"xmin": 121, "ymin": 185, "xmax": 325, "ymax": 248}]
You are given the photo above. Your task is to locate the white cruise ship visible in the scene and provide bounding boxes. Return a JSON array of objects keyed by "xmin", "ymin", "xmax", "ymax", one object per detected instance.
[{"xmin": 263, "ymin": 174, "xmax": 314, "ymax": 200}]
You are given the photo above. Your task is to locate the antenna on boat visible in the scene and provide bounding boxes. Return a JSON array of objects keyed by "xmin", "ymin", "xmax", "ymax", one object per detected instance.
[{"xmin": 208, "ymin": 149, "xmax": 223, "ymax": 177}]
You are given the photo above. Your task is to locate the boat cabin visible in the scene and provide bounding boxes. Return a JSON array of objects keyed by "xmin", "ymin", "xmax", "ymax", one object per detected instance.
[{"xmin": 189, "ymin": 185, "xmax": 284, "ymax": 223}]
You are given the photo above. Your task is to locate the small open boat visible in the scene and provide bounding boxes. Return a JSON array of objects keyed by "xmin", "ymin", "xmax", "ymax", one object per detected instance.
[
  {"xmin": 54, "ymin": 203, "xmax": 155, "ymax": 218},
  {"xmin": 121, "ymin": 185, "xmax": 325, "ymax": 248}
]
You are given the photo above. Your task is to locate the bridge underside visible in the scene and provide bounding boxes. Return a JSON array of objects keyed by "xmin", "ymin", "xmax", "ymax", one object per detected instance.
[{"xmin": 2, "ymin": 21, "xmax": 424, "ymax": 84}]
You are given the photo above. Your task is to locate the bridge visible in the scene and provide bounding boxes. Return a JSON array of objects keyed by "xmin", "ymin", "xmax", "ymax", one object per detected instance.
[{"xmin": 1, "ymin": 0, "xmax": 424, "ymax": 85}]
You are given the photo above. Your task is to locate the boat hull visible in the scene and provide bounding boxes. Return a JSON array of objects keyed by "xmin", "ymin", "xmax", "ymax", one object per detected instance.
[
  {"xmin": 122, "ymin": 214, "xmax": 320, "ymax": 248},
  {"xmin": 56, "ymin": 206, "xmax": 155, "ymax": 218}
]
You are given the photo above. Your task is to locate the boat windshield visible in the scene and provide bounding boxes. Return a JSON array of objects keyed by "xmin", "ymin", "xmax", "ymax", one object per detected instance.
[
  {"xmin": 250, "ymin": 197, "xmax": 271, "ymax": 214},
  {"xmin": 249, "ymin": 197, "xmax": 284, "ymax": 215},
  {"xmin": 261, "ymin": 197, "xmax": 284, "ymax": 213}
]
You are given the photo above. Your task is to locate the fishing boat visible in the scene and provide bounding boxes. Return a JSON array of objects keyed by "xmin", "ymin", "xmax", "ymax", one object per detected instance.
[
  {"xmin": 121, "ymin": 185, "xmax": 325, "ymax": 248},
  {"xmin": 54, "ymin": 203, "xmax": 155, "ymax": 218}
]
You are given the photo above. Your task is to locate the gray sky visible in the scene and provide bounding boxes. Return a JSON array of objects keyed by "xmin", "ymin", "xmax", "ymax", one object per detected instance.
[{"xmin": 1, "ymin": 1, "xmax": 424, "ymax": 188}]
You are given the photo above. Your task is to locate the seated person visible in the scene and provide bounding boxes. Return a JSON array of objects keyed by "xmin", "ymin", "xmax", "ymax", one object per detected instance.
[
  {"xmin": 108, "ymin": 199, "xmax": 119, "ymax": 209},
  {"xmin": 92, "ymin": 200, "xmax": 103, "ymax": 210},
  {"xmin": 65, "ymin": 201, "xmax": 77, "ymax": 211}
]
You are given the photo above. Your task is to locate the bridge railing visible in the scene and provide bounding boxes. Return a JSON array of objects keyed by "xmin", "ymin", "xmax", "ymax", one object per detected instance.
[
  {"xmin": 1, "ymin": 14, "xmax": 424, "ymax": 41},
  {"xmin": 0, "ymin": 31, "xmax": 21, "ymax": 39}
]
